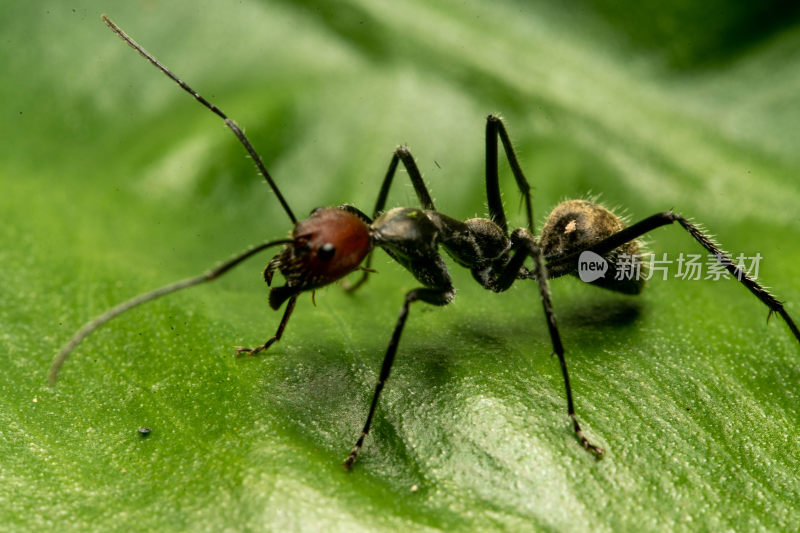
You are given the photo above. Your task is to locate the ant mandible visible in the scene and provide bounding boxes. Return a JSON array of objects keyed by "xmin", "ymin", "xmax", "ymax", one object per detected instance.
[{"xmin": 50, "ymin": 15, "xmax": 800, "ymax": 469}]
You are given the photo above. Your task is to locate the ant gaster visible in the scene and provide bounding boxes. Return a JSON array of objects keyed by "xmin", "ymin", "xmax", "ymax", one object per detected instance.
[{"xmin": 50, "ymin": 15, "xmax": 800, "ymax": 469}]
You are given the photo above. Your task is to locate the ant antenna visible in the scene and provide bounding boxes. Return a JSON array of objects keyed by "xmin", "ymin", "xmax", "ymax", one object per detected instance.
[
  {"xmin": 101, "ymin": 14, "xmax": 298, "ymax": 225},
  {"xmin": 49, "ymin": 238, "xmax": 293, "ymax": 384}
]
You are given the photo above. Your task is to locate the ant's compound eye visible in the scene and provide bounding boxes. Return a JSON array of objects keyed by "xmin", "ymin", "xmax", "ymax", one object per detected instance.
[{"xmin": 318, "ymin": 243, "xmax": 336, "ymax": 261}]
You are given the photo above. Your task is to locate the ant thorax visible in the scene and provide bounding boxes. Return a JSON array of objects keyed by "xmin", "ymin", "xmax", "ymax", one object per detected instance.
[{"xmin": 372, "ymin": 207, "xmax": 510, "ymax": 272}]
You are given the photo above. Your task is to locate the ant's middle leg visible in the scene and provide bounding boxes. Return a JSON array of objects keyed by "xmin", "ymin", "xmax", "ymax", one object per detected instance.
[
  {"xmin": 485, "ymin": 115, "xmax": 535, "ymax": 235},
  {"xmin": 523, "ymin": 233, "xmax": 604, "ymax": 457},
  {"xmin": 345, "ymin": 146, "xmax": 436, "ymax": 293},
  {"xmin": 491, "ymin": 228, "xmax": 604, "ymax": 457}
]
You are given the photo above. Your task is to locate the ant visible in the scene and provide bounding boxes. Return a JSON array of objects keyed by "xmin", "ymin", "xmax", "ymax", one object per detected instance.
[{"xmin": 50, "ymin": 15, "xmax": 800, "ymax": 469}]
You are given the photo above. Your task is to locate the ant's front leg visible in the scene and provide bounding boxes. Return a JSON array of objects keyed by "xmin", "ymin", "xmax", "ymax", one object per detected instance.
[
  {"xmin": 236, "ymin": 295, "xmax": 298, "ymax": 356},
  {"xmin": 345, "ymin": 147, "xmax": 436, "ymax": 293},
  {"xmin": 344, "ymin": 284, "xmax": 455, "ymax": 469}
]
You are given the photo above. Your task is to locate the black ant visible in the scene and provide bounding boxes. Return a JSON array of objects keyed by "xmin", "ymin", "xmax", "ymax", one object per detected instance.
[{"xmin": 50, "ymin": 15, "xmax": 800, "ymax": 469}]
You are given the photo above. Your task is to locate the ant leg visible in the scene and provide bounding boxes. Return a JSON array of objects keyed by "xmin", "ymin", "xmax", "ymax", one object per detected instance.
[
  {"xmin": 485, "ymin": 115, "xmax": 535, "ymax": 234},
  {"xmin": 494, "ymin": 229, "xmax": 604, "ymax": 456},
  {"xmin": 236, "ymin": 295, "xmax": 298, "ymax": 356},
  {"xmin": 344, "ymin": 285, "xmax": 455, "ymax": 469},
  {"xmin": 522, "ymin": 233, "xmax": 604, "ymax": 456},
  {"xmin": 338, "ymin": 204, "xmax": 372, "ymax": 225},
  {"xmin": 546, "ymin": 211, "xmax": 800, "ymax": 344},
  {"xmin": 372, "ymin": 146, "xmax": 437, "ymax": 214},
  {"xmin": 345, "ymin": 147, "xmax": 436, "ymax": 293}
]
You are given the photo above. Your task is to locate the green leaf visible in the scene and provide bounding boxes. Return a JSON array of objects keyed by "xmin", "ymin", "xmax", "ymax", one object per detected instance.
[{"xmin": 3, "ymin": 1, "xmax": 800, "ymax": 531}]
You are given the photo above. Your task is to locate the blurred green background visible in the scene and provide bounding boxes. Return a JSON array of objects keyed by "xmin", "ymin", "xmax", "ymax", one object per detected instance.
[{"xmin": 3, "ymin": 1, "xmax": 800, "ymax": 531}]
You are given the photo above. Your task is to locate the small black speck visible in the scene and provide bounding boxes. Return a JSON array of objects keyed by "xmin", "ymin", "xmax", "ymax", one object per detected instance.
[{"xmin": 138, "ymin": 427, "xmax": 151, "ymax": 437}]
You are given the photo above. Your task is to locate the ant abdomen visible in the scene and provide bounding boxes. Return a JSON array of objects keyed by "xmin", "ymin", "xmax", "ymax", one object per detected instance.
[{"xmin": 540, "ymin": 199, "xmax": 646, "ymax": 293}]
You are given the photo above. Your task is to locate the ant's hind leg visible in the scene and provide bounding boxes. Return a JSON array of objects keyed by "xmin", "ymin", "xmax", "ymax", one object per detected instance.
[{"xmin": 544, "ymin": 211, "xmax": 800, "ymax": 344}]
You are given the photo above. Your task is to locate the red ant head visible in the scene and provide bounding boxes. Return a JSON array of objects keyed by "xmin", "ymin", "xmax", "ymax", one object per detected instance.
[{"xmin": 265, "ymin": 208, "xmax": 373, "ymax": 309}]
